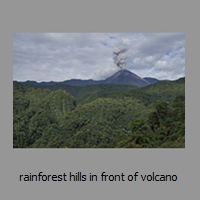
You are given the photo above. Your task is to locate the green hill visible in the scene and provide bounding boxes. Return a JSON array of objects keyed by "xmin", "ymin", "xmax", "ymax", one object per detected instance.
[
  {"xmin": 33, "ymin": 83, "xmax": 138, "ymax": 99},
  {"xmin": 13, "ymin": 78, "xmax": 185, "ymax": 148},
  {"xmin": 13, "ymin": 82, "xmax": 76, "ymax": 148},
  {"xmin": 77, "ymin": 79, "xmax": 185, "ymax": 106}
]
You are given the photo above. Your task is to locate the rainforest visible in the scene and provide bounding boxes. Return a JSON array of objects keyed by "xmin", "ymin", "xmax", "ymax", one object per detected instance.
[{"xmin": 13, "ymin": 77, "xmax": 185, "ymax": 148}]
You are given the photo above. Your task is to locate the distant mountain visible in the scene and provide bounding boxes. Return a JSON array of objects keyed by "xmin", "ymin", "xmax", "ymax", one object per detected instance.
[
  {"xmin": 23, "ymin": 80, "xmax": 57, "ymax": 86},
  {"xmin": 22, "ymin": 79, "xmax": 103, "ymax": 87},
  {"xmin": 173, "ymin": 77, "xmax": 185, "ymax": 84},
  {"xmin": 143, "ymin": 77, "xmax": 159, "ymax": 84},
  {"xmin": 20, "ymin": 70, "xmax": 184, "ymax": 88},
  {"xmin": 21, "ymin": 70, "xmax": 150, "ymax": 87},
  {"xmin": 103, "ymin": 69, "xmax": 150, "ymax": 87},
  {"xmin": 62, "ymin": 79, "xmax": 103, "ymax": 86}
]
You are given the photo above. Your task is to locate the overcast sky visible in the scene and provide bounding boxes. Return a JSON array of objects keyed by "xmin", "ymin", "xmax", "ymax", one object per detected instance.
[{"xmin": 13, "ymin": 33, "xmax": 185, "ymax": 82}]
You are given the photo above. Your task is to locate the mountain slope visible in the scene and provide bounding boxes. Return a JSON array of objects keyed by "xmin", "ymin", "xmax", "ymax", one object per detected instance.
[
  {"xmin": 13, "ymin": 81, "xmax": 76, "ymax": 148},
  {"xmin": 143, "ymin": 77, "xmax": 159, "ymax": 84},
  {"xmin": 77, "ymin": 78, "xmax": 185, "ymax": 106},
  {"xmin": 103, "ymin": 69, "xmax": 150, "ymax": 87}
]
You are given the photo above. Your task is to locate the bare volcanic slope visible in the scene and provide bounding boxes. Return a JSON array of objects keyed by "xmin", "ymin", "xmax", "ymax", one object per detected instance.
[{"xmin": 103, "ymin": 69, "xmax": 150, "ymax": 87}]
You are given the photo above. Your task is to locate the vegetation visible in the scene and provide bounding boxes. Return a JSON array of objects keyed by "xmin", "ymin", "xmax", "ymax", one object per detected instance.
[{"xmin": 13, "ymin": 78, "xmax": 185, "ymax": 148}]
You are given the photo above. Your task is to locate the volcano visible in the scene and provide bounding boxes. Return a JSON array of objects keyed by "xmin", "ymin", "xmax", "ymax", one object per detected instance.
[
  {"xmin": 22, "ymin": 69, "xmax": 152, "ymax": 88},
  {"xmin": 103, "ymin": 69, "xmax": 150, "ymax": 87}
]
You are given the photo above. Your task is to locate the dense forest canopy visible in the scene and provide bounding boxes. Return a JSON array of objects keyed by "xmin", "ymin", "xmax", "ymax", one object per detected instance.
[{"xmin": 13, "ymin": 78, "xmax": 185, "ymax": 148}]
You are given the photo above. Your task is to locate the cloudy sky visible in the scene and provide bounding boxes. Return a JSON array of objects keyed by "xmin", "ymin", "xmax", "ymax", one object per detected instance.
[{"xmin": 13, "ymin": 33, "xmax": 185, "ymax": 82}]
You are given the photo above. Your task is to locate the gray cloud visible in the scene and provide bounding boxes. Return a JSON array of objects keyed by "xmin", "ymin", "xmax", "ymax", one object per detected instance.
[{"xmin": 13, "ymin": 33, "xmax": 185, "ymax": 82}]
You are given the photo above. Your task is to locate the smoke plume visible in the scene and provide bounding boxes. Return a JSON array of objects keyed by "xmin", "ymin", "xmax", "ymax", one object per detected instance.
[{"xmin": 113, "ymin": 46, "xmax": 128, "ymax": 70}]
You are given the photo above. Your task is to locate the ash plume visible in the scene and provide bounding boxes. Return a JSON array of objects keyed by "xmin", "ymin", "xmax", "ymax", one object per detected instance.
[{"xmin": 113, "ymin": 47, "xmax": 128, "ymax": 70}]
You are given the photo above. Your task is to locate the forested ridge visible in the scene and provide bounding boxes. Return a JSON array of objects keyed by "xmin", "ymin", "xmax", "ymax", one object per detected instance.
[{"xmin": 13, "ymin": 78, "xmax": 185, "ymax": 148}]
